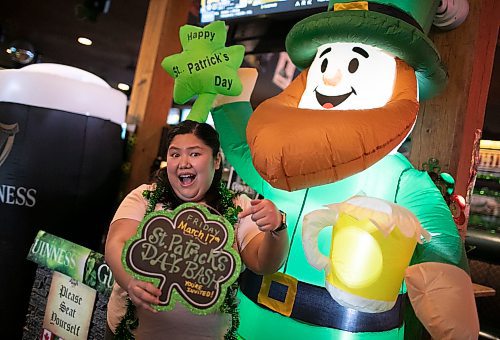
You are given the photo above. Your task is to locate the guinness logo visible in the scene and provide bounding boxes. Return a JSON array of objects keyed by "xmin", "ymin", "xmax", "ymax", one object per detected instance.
[{"xmin": 0, "ymin": 123, "xmax": 19, "ymax": 168}]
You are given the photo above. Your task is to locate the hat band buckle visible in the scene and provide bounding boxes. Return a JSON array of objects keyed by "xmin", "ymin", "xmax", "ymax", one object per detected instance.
[{"xmin": 328, "ymin": 1, "xmax": 424, "ymax": 33}]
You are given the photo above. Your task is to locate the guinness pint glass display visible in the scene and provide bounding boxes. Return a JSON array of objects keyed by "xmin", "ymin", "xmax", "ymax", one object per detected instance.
[
  {"xmin": 0, "ymin": 64, "xmax": 126, "ymax": 338},
  {"xmin": 302, "ymin": 196, "xmax": 430, "ymax": 313}
]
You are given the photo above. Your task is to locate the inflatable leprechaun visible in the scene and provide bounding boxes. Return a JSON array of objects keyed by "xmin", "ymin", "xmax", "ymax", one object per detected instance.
[{"xmin": 209, "ymin": 0, "xmax": 480, "ymax": 339}]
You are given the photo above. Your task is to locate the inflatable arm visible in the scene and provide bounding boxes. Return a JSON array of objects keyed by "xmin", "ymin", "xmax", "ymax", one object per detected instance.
[
  {"xmin": 212, "ymin": 69, "xmax": 271, "ymax": 195},
  {"xmin": 396, "ymin": 169, "xmax": 479, "ymax": 339}
]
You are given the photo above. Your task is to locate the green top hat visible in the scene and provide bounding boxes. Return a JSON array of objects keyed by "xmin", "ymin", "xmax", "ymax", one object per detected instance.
[{"xmin": 285, "ymin": 0, "xmax": 447, "ymax": 100}]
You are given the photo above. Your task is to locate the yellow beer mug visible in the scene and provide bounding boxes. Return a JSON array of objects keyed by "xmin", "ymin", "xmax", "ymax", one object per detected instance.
[{"xmin": 302, "ymin": 196, "xmax": 430, "ymax": 313}]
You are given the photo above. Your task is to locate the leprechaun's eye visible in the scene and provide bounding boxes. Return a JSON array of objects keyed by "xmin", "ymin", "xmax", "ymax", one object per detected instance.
[
  {"xmin": 348, "ymin": 58, "xmax": 359, "ymax": 73},
  {"xmin": 321, "ymin": 58, "xmax": 328, "ymax": 73}
]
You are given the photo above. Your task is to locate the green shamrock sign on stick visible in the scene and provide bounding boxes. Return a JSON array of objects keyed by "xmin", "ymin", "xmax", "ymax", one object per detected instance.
[{"xmin": 161, "ymin": 21, "xmax": 245, "ymax": 123}]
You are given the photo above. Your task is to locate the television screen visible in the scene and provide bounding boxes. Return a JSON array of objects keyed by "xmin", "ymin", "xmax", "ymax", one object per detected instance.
[{"xmin": 200, "ymin": 0, "xmax": 329, "ymax": 24}]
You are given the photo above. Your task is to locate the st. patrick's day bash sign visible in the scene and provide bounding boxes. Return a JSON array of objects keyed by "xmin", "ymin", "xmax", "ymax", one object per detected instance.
[{"xmin": 123, "ymin": 203, "xmax": 241, "ymax": 314}]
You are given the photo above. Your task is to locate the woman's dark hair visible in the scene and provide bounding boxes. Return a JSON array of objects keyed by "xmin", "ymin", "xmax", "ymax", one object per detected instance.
[
  {"xmin": 154, "ymin": 120, "xmax": 224, "ymax": 212},
  {"xmin": 165, "ymin": 119, "xmax": 220, "ymax": 158}
]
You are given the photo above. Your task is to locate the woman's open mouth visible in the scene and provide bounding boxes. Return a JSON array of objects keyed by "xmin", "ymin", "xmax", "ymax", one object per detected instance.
[
  {"xmin": 315, "ymin": 87, "xmax": 357, "ymax": 109},
  {"xmin": 179, "ymin": 174, "xmax": 196, "ymax": 186}
]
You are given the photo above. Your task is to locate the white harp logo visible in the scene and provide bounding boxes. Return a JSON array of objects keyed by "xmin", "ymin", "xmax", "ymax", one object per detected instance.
[{"xmin": 0, "ymin": 123, "xmax": 19, "ymax": 168}]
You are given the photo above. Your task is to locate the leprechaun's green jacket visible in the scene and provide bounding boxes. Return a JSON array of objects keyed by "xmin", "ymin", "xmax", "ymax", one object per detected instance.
[{"xmin": 212, "ymin": 101, "xmax": 468, "ymax": 339}]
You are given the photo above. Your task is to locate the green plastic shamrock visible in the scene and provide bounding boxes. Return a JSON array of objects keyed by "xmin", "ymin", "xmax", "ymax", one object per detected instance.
[{"xmin": 161, "ymin": 21, "xmax": 245, "ymax": 123}]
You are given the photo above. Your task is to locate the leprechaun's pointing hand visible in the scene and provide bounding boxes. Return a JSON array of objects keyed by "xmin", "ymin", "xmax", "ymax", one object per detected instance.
[{"xmin": 161, "ymin": 21, "xmax": 245, "ymax": 123}]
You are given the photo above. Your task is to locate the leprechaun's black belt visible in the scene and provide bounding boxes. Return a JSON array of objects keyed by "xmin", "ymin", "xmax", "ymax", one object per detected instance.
[{"xmin": 239, "ymin": 269, "xmax": 406, "ymax": 333}]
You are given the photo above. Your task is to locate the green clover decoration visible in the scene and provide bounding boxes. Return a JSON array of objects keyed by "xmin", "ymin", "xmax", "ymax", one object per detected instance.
[{"xmin": 161, "ymin": 21, "xmax": 245, "ymax": 123}]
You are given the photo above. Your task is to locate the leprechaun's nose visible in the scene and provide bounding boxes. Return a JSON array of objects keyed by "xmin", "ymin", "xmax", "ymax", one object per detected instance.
[{"xmin": 323, "ymin": 69, "xmax": 342, "ymax": 86}]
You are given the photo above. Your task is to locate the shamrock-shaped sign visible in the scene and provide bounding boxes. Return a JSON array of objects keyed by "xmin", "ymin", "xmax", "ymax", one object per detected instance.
[
  {"xmin": 161, "ymin": 21, "xmax": 245, "ymax": 123},
  {"xmin": 122, "ymin": 203, "xmax": 241, "ymax": 314}
]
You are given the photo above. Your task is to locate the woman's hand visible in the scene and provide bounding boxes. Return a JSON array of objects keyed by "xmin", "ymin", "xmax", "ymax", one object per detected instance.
[
  {"xmin": 106, "ymin": 219, "xmax": 163, "ymax": 312},
  {"xmin": 238, "ymin": 198, "xmax": 281, "ymax": 233},
  {"xmin": 238, "ymin": 198, "xmax": 289, "ymax": 274},
  {"xmin": 127, "ymin": 278, "xmax": 162, "ymax": 313}
]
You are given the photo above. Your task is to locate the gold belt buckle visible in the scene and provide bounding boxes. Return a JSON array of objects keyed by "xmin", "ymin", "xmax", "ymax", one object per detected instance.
[{"xmin": 257, "ymin": 272, "xmax": 298, "ymax": 317}]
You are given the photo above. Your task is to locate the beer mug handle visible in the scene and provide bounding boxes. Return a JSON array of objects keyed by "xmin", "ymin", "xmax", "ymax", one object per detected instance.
[{"xmin": 302, "ymin": 207, "xmax": 339, "ymax": 271}]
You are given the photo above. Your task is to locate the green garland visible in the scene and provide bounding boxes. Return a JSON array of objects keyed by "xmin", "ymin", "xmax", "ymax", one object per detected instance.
[
  {"xmin": 114, "ymin": 181, "xmax": 241, "ymax": 339},
  {"xmin": 113, "ymin": 298, "xmax": 138, "ymax": 339}
]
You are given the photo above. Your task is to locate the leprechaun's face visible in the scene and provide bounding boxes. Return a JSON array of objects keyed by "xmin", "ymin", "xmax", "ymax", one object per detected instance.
[
  {"xmin": 298, "ymin": 42, "xmax": 397, "ymax": 110},
  {"xmin": 247, "ymin": 45, "xmax": 419, "ymax": 191}
]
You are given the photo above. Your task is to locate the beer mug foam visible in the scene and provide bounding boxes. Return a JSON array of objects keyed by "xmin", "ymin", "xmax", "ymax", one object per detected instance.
[{"xmin": 302, "ymin": 196, "xmax": 430, "ymax": 313}]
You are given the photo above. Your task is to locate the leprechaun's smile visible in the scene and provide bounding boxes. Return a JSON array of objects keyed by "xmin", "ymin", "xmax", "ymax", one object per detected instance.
[{"xmin": 314, "ymin": 87, "xmax": 357, "ymax": 109}]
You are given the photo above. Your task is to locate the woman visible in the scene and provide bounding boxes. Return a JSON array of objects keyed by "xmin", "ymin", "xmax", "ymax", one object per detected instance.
[{"xmin": 105, "ymin": 120, "xmax": 289, "ymax": 339}]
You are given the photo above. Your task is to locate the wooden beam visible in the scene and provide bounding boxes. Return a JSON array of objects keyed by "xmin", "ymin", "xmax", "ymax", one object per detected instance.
[
  {"xmin": 409, "ymin": 0, "xmax": 499, "ymax": 233},
  {"xmin": 125, "ymin": 0, "xmax": 191, "ymax": 192},
  {"xmin": 454, "ymin": 0, "xmax": 499, "ymax": 197}
]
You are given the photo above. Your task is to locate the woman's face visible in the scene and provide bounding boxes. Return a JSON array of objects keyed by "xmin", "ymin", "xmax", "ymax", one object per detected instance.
[{"xmin": 166, "ymin": 133, "xmax": 221, "ymax": 203}]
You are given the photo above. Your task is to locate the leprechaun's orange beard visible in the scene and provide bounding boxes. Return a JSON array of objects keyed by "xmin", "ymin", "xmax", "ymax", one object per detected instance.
[{"xmin": 246, "ymin": 58, "xmax": 418, "ymax": 192}]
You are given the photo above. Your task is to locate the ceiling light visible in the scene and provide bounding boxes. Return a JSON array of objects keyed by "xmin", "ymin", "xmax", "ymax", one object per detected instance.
[
  {"xmin": 7, "ymin": 41, "xmax": 36, "ymax": 65},
  {"xmin": 77, "ymin": 37, "xmax": 92, "ymax": 46},
  {"xmin": 117, "ymin": 83, "xmax": 130, "ymax": 91}
]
